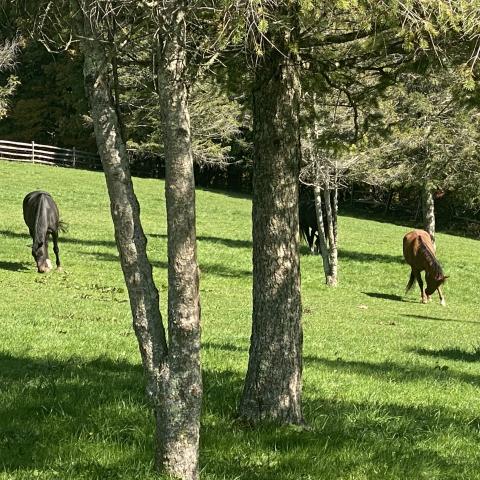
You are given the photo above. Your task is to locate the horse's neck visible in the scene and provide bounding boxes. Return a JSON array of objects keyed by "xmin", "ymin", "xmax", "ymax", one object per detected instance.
[{"xmin": 421, "ymin": 241, "xmax": 442, "ymax": 277}]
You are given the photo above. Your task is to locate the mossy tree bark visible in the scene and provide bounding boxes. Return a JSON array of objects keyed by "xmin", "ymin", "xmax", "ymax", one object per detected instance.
[
  {"xmin": 156, "ymin": 2, "xmax": 202, "ymax": 479},
  {"xmin": 76, "ymin": 2, "xmax": 201, "ymax": 478},
  {"xmin": 239, "ymin": 19, "xmax": 304, "ymax": 425}
]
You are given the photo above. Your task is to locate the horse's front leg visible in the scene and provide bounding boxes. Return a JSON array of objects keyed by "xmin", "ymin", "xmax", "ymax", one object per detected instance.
[
  {"xmin": 52, "ymin": 231, "xmax": 62, "ymax": 270},
  {"xmin": 437, "ymin": 286, "xmax": 446, "ymax": 307}
]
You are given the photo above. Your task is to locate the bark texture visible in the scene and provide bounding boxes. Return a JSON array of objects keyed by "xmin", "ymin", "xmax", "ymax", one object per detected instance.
[
  {"xmin": 239, "ymin": 34, "xmax": 303, "ymax": 424},
  {"xmin": 422, "ymin": 184, "xmax": 436, "ymax": 250},
  {"xmin": 80, "ymin": 31, "xmax": 167, "ymax": 404},
  {"xmin": 156, "ymin": 4, "xmax": 202, "ymax": 479},
  {"xmin": 78, "ymin": 3, "xmax": 201, "ymax": 477}
]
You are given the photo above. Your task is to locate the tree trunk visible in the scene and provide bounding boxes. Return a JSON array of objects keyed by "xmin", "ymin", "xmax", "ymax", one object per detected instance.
[
  {"xmin": 422, "ymin": 184, "xmax": 436, "ymax": 250},
  {"xmin": 239, "ymin": 26, "xmax": 303, "ymax": 425},
  {"xmin": 77, "ymin": 2, "xmax": 201, "ymax": 477},
  {"xmin": 313, "ymin": 185, "xmax": 331, "ymax": 281},
  {"xmin": 156, "ymin": 3, "xmax": 202, "ymax": 479},
  {"xmin": 79, "ymin": 25, "xmax": 167, "ymax": 407},
  {"xmin": 323, "ymin": 186, "xmax": 338, "ymax": 286},
  {"xmin": 332, "ymin": 186, "xmax": 338, "ymax": 252}
]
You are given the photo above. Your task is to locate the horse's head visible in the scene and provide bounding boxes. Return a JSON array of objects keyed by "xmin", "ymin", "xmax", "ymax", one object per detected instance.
[
  {"xmin": 32, "ymin": 240, "xmax": 51, "ymax": 273},
  {"xmin": 425, "ymin": 272, "xmax": 448, "ymax": 296}
]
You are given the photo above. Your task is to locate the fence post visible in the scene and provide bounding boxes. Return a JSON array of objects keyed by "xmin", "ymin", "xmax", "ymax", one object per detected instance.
[
  {"xmin": 31, "ymin": 141, "xmax": 35, "ymax": 163},
  {"xmin": 72, "ymin": 147, "xmax": 76, "ymax": 167}
]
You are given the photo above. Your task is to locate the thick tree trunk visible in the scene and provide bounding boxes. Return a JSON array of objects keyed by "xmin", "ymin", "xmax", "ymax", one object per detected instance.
[
  {"xmin": 422, "ymin": 184, "xmax": 436, "ymax": 250},
  {"xmin": 239, "ymin": 31, "xmax": 303, "ymax": 425},
  {"xmin": 323, "ymin": 187, "xmax": 338, "ymax": 286},
  {"xmin": 80, "ymin": 32, "xmax": 167, "ymax": 406},
  {"xmin": 313, "ymin": 185, "xmax": 331, "ymax": 281},
  {"xmin": 156, "ymin": 4, "xmax": 202, "ymax": 479}
]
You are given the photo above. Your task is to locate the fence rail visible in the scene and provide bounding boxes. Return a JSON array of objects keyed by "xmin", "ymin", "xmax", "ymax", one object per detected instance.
[{"xmin": 0, "ymin": 140, "xmax": 100, "ymax": 168}]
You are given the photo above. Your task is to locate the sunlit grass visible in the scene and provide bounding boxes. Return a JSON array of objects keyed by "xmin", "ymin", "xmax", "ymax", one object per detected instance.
[{"xmin": 1, "ymin": 160, "xmax": 480, "ymax": 479}]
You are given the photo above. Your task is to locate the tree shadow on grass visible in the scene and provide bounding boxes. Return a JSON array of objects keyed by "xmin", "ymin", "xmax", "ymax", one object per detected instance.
[
  {"xmin": 401, "ymin": 314, "xmax": 479, "ymax": 325},
  {"xmin": 0, "ymin": 229, "xmax": 116, "ymax": 248},
  {"xmin": 148, "ymin": 233, "xmax": 252, "ymax": 249},
  {"xmin": 0, "ymin": 260, "xmax": 30, "ymax": 272},
  {"xmin": 84, "ymin": 251, "xmax": 251, "ymax": 278},
  {"xmin": 302, "ymin": 354, "xmax": 480, "ymax": 385},
  {"xmin": 412, "ymin": 347, "xmax": 480, "ymax": 363},
  {"xmin": 202, "ymin": 346, "xmax": 480, "ymax": 479},
  {"xmin": 339, "ymin": 249, "xmax": 404, "ymax": 264},
  {"xmin": 0, "ymin": 353, "xmax": 151, "ymax": 476},
  {"xmin": 201, "ymin": 341, "xmax": 480, "ymax": 386},
  {"xmin": 2, "ymin": 351, "xmax": 480, "ymax": 479}
]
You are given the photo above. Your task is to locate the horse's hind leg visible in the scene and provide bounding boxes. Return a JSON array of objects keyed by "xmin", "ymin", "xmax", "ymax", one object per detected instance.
[
  {"xmin": 415, "ymin": 272, "xmax": 428, "ymax": 304},
  {"xmin": 307, "ymin": 229, "xmax": 316, "ymax": 254},
  {"xmin": 52, "ymin": 231, "xmax": 62, "ymax": 270}
]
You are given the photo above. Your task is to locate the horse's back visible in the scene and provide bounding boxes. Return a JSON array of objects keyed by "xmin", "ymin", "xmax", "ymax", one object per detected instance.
[
  {"xmin": 23, "ymin": 191, "xmax": 59, "ymax": 231},
  {"xmin": 403, "ymin": 230, "xmax": 433, "ymax": 270}
]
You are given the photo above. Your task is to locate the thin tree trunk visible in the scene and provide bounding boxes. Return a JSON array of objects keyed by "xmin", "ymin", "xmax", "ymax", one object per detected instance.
[
  {"xmin": 156, "ymin": 3, "xmax": 202, "ymax": 479},
  {"xmin": 239, "ymin": 19, "xmax": 303, "ymax": 425},
  {"xmin": 77, "ymin": 11, "xmax": 168, "ymax": 452},
  {"xmin": 422, "ymin": 184, "xmax": 436, "ymax": 250},
  {"xmin": 323, "ymin": 186, "xmax": 338, "ymax": 286},
  {"xmin": 332, "ymin": 186, "xmax": 338, "ymax": 249},
  {"xmin": 313, "ymin": 184, "xmax": 331, "ymax": 281}
]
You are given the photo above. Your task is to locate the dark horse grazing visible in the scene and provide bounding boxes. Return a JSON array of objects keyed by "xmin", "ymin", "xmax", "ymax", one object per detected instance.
[
  {"xmin": 403, "ymin": 230, "xmax": 447, "ymax": 306},
  {"xmin": 23, "ymin": 191, "xmax": 64, "ymax": 273},
  {"xmin": 299, "ymin": 197, "xmax": 319, "ymax": 253}
]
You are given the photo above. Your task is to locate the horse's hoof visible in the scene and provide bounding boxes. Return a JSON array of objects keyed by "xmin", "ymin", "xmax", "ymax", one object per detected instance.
[
  {"xmin": 441, "ymin": 300, "xmax": 447, "ymax": 307},
  {"xmin": 56, "ymin": 266, "xmax": 63, "ymax": 272}
]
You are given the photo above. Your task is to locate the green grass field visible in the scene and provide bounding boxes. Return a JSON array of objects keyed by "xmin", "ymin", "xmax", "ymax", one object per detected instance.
[{"xmin": 1, "ymin": 160, "xmax": 480, "ymax": 480}]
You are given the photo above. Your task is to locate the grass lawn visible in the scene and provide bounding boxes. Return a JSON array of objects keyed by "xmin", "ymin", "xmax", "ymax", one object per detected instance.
[{"xmin": 0, "ymin": 160, "xmax": 479, "ymax": 480}]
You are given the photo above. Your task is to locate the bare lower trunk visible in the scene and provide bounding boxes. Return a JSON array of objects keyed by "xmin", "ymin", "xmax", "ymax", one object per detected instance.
[
  {"xmin": 156, "ymin": 4, "xmax": 202, "ymax": 479},
  {"xmin": 239, "ymin": 24, "xmax": 303, "ymax": 425},
  {"xmin": 323, "ymin": 187, "xmax": 338, "ymax": 286},
  {"xmin": 313, "ymin": 185, "xmax": 331, "ymax": 280},
  {"xmin": 422, "ymin": 185, "xmax": 436, "ymax": 250}
]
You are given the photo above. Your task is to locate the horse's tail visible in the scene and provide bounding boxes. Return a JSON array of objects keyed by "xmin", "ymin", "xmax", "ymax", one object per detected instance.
[
  {"xmin": 58, "ymin": 219, "xmax": 68, "ymax": 233},
  {"xmin": 405, "ymin": 271, "xmax": 416, "ymax": 294}
]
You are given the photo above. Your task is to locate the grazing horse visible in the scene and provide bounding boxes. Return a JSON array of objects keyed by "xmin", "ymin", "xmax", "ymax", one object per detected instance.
[
  {"xmin": 403, "ymin": 230, "xmax": 447, "ymax": 306},
  {"xmin": 299, "ymin": 197, "xmax": 319, "ymax": 254},
  {"xmin": 23, "ymin": 191, "xmax": 64, "ymax": 273}
]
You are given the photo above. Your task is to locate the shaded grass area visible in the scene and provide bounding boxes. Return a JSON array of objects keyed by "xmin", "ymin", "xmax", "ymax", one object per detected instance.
[{"xmin": 1, "ymin": 160, "xmax": 480, "ymax": 479}]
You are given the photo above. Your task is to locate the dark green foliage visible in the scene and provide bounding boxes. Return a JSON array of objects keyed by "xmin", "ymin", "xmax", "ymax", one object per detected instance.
[{"xmin": 0, "ymin": 41, "xmax": 95, "ymax": 150}]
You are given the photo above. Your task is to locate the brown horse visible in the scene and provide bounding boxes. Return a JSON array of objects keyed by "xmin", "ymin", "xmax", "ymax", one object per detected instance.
[{"xmin": 403, "ymin": 230, "xmax": 447, "ymax": 306}]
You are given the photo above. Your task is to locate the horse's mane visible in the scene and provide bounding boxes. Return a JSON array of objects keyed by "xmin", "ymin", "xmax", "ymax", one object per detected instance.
[
  {"xmin": 419, "ymin": 239, "xmax": 444, "ymax": 278},
  {"xmin": 33, "ymin": 195, "xmax": 48, "ymax": 247}
]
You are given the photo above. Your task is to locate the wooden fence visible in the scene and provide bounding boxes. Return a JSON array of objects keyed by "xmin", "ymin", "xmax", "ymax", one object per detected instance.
[{"xmin": 0, "ymin": 139, "xmax": 100, "ymax": 168}]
